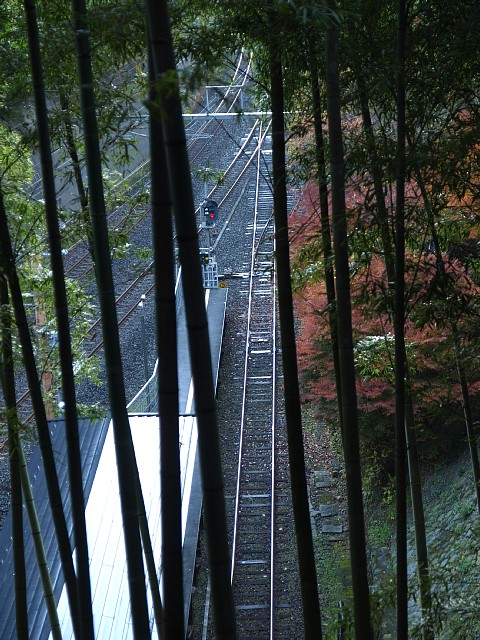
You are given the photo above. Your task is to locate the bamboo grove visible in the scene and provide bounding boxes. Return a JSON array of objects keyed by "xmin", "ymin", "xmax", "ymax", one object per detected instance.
[{"xmin": 1, "ymin": 0, "xmax": 480, "ymax": 638}]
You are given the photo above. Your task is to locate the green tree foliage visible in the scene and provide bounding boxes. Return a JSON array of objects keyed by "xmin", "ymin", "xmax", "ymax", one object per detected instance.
[
  {"xmin": 287, "ymin": 1, "xmax": 480, "ymax": 636},
  {"xmin": 0, "ymin": 125, "xmax": 99, "ymax": 417},
  {"xmin": 1, "ymin": 0, "xmax": 148, "ymax": 260},
  {"xmin": 0, "ymin": 1, "xmax": 30, "ymax": 120}
]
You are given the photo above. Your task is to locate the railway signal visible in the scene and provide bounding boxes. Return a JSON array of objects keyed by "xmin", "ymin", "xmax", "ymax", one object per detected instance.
[
  {"xmin": 202, "ymin": 199, "xmax": 218, "ymax": 227},
  {"xmin": 200, "ymin": 199, "xmax": 219, "ymax": 287}
]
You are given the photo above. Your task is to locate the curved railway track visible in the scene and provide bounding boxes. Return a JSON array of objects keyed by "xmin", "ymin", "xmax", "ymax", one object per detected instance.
[
  {"xmin": 61, "ymin": 52, "xmax": 252, "ymax": 284},
  {"xmin": 187, "ymin": 51, "xmax": 252, "ymax": 165},
  {"xmin": 85, "ymin": 118, "xmax": 268, "ymax": 358},
  {"xmin": 13, "ymin": 54, "xmax": 258, "ymax": 422}
]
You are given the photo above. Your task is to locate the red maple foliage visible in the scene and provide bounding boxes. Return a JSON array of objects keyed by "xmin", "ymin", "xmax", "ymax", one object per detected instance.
[{"xmin": 290, "ymin": 179, "xmax": 480, "ymax": 432}]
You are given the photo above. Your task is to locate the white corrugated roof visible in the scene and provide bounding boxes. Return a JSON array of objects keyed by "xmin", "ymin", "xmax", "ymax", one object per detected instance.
[{"xmin": 52, "ymin": 412, "xmax": 197, "ymax": 639}]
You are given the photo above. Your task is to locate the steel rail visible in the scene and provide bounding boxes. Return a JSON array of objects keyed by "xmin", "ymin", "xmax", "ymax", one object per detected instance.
[
  {"xmin": 63, "ymin": 52, "xmax": 252, "ymax": 281},
  {"xmin": 228, "ymin": 122, "xmax": 277, "ymax": 637},
  {"xmin": 269, "ymin": 225, "xmax": 277, "ymax": 640},
  {"xmin": 187, "ymin": 55, "xmax": 252, "ymax": 164},
  {"xmin": 85, "ymin": 118, "xmax": 264, "ymax": 352},
  {"xmin": 200, "ymin": 119, "xmax": 272, "ymax": 244},
  {"xmin": 230, "ymin": 121, "xmax": 266, "ymax": 578}
]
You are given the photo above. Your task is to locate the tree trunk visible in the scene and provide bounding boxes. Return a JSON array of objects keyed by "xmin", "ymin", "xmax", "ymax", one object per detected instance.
[
  {"xmin": 324, "ymin": 4, "xmax": 373, "ymax": 637},
  {"xmin": 148, "ymin": 46, "xmax": 184, "ymax": 639},
  {"xmin": 405, "ymin": 389, "xmax": 433, "ymax": 639},
  {"xmin": 70, "ymin": 1, "xmax": 151, "ymax": 635},
  {"xmin": 145, "ymin": 2, "xmax": 237, "ymax": 637},
  {"xmin": 58, "ymin": 90, "xmax": 93, "ymax": 258},
  {"xmin": 309, "ymin": 52, "xmax": 344, "ymax": 440},
  {"xmin": 394, "ymin": 0, "xmax": 408, "ymax": 634},
  {"xmin": 0, "ymin": 279, "xmax": 28, "ymax": 640},
  {"xmin": 397, "ymin": 91, "xmax": 438, "ymax": 640},
  {"xmin": 19, "ymin": 439, "xmax": 63, "ymax": 639},
  {"xmin": 0, "ymin": 186, "xmax": 80, "ymax": 637},
  {"xmin": 453, "ymin": 326, "xmax": 480, "ymax": 514},
  {"xmin": 23, "ymin": 0, "xmax": 95, "ymax": 635},
  {"xmin": 356, "ymin": 78, "xmax": 395, "ymax": 287},
  {"xmin": 269, "ymin": 29, "xmax": 323, "ymax": 639},
  {"xmin": 0, "ymin": 297, "xmax": 62, "ymax": 640},
  {"xmin": 133, "ymin": 460, "xmax": 165, "ymax": 636}
]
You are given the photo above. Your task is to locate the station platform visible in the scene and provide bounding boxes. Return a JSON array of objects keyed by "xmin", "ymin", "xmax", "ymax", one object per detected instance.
[{"xmin": 0, "ymin": 285, "xmax": 228, "ymax": 640}]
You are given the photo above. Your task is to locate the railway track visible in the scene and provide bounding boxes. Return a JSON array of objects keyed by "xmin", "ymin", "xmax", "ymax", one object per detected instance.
[
  {"xmin": 84, "ymin": 118, "xmax": 265, "ymax": 358},
  {"xmin": 198, "ymin": 124, "xmax": 302, "ymax": 639},
  {"xmin": 13, "ymin": 54, "xmax": 259, "ymax": 423},
  {"xmin": 230, "ymin": 127, "xmax": 277, "ymax": 637},
  {"xmin": 57, "ymin": 52, "xmax": 252, "ymax": 285},
  {"xmin": 187, "ymin": 51, "xmax": 252, "ymax": 165}
]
